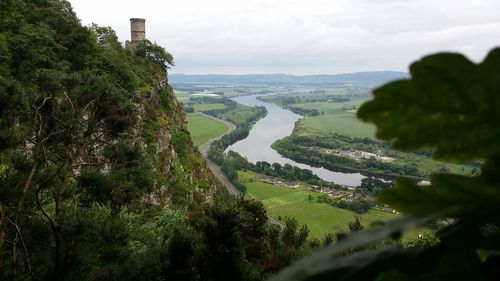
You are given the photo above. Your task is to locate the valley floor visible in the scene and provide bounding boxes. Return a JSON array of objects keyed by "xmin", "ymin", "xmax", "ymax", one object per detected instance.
[{"xmin": 238, "ymin": 170, "xmax": 396, "ymax": 238}]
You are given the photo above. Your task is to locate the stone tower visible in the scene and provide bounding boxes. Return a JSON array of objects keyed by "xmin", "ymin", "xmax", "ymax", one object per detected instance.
[{"xmin": 130, "ymin": 18, "xmax": 146, "ymax": 49}]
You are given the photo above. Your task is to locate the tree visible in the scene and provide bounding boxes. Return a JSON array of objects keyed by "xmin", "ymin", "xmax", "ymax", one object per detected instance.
[
  {"xmin": 347, "ymin": 216, "xmax": 364, "ymax": 232},
  {"xmin": 135, "ymin": 39, "xmax": 174, "ymax": 69},
  {"xmin": 89, "ymin": 23, "xmax": 122, "ymax": 49},
  {"xmin": 270, "ymin": 48, "xmax": 500, "ymax": 281},
  {"xmin": 0, "ymin": 1, "xmax": 176, "ymax": 279},
  {"xmin": 322, "ymin": 233, "xmax": 336, "ymax": 246},
  {"xmin": 162, "ymin": 228, "xmax": 201, "ymax": 281}
]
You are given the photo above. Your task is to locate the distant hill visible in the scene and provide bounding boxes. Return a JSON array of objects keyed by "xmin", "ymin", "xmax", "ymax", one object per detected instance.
[{"xmin": 169, "ymin": 71, "xmax": 408, "ymax": 87}]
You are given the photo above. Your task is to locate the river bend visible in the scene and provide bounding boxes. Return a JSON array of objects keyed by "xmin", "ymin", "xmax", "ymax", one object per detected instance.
[{"xmin": 226, "ymin": 94, "xmax": 366, "ymax": 186}]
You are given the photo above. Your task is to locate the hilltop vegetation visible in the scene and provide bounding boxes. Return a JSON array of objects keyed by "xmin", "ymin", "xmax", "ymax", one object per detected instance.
[{"xmin": 0, "ymin": 0, "xmax": 219, "ymax": 277}]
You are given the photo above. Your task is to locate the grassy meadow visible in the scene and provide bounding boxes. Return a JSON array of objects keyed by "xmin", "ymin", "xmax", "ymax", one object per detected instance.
[
  {"xmin": 219, "ymin": 104, "xmax": 264, "ymax": 126},
  {"xmin": 193, "ymin": 103, "xmax": 226, "ymax": 111},
  {"xmin": 187, "ymin": 113, "xmax": 229, "ymax": 146},
  {"xmin": 276, "ymin": 95, "xmax": 475, "ymax": 177},
  {"xmin": 238, "ymin": 171, "xmax": 397, "ymax": 239},
  {"xmin": 293, "ymin": 98, "xmax": 376, "ymax": 139}
]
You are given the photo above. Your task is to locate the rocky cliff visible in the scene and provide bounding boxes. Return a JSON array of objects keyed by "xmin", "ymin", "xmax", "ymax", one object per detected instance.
[{"xmin": 132, "ymin": 80, "xmax": 218, "ymax": 208}]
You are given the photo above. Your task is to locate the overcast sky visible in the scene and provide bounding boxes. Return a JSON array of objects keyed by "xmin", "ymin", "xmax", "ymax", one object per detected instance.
[{"xmin": 68, "ymin": 0, "xmax": 500, "ymax": 74}]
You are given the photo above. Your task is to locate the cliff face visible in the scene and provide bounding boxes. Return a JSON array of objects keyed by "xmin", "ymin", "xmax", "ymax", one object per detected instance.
[{"xmin": 133, "ymin": 81, "xmax": 217, "ymax": 208}]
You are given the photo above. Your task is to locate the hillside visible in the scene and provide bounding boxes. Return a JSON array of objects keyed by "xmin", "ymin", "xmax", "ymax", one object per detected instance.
[
  {"xmin": 0, "ymin": 2, "xmax": 328, "ymax": 280},
  {"xmin": 0, "ymin": 0, "xmax": 218, "ymax": 278}
]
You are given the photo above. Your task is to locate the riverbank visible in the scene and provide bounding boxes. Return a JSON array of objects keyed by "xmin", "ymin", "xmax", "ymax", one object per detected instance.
[
  {"xmin": 188, "ymin": 110, "xmax": 285, "ymax": 226},
  {"xmin": 260, "ymin": 92, "xmax": 475, "ymax": 180},
  {"xmin": 226, "ymin": 94, "xmax": 367, "ymax": 186}
]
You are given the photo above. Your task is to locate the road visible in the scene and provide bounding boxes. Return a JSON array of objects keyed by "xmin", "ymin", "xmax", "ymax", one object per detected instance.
[
  {"xmin": 195, "ymin": 112, "xmax": 284, "ymax": 227},
  {"xmin": 197, "ymin": 112, "xmax": 236, "ymax": 160},
  {"xmin": 196, "ymin": 112, "xmax": 241, "ymax": 196}
]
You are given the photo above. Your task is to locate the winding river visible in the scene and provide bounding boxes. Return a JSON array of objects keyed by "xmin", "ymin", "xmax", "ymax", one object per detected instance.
[{"xmin": 226, "ymin": 94, "xmax": 367, "ymax": 186}]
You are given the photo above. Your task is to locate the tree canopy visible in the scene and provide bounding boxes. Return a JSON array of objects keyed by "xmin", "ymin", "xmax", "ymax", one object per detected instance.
[{"xmin": 135, "ymin": 39, "xmax": 175, "ymax": 69}]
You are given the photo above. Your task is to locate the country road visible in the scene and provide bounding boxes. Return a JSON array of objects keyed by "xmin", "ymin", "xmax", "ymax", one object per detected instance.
[
  {"xmin": 196, "ymin": 112, "xmax": 236, "ymax": 161},
  {"xmin": 195, "ymin": 112, "xmax": 284, "ymax": 227}
]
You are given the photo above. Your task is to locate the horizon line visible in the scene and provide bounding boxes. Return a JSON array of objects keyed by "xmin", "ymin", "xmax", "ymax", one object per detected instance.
[{"xmin": 168, "ymin": 70, "xmax": 408, "ymax": 76}]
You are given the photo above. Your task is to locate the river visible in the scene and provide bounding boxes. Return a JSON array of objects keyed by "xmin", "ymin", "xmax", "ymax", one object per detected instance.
[{"xmin": 225, "ymin": 94, "xmax": 367, "ymax": 186}]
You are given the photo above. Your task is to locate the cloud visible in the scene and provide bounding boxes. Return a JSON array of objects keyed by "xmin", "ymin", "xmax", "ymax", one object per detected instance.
[{"xmin": 69, "ymin": 0, "xmax": 500, "ymax": 74}]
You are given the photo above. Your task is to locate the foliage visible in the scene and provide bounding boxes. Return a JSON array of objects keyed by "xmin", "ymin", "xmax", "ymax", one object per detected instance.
[
  {"xmin": 89, "ymin": 23, "xmax": 122, "ymax": 50},
  {"xmin": 136, "ymin": 39, "xmax": 174, "ymax": 69},
  {"xmin": 270, "ymin": 48, "xmax": 500, "ymax": 281},
  {"xmin": 358, "ymin": 177, "xmax": 392, "ymax": 191},
  {"xmin": 162, "ymin": 197, "xmax": 320, "ymax": 281},
  {"xmin": 274, "ymin": 136, "xmax": 425, "ymax": 179},
  {"xmin": 0, "ymin": 0, "xmax": 205, "ymax": 280},
  {"xmin": 348, "ymin": 216, "xmax": 365, "ymax": 232},
  {"xmin": 287, "ymin": 106, "xmax": 320, "ymax": 117},
  {"xmin": 317, "ymin": 194, "xmax": 374, "ymax": 214},
  {"xmin": 357, "ymin": 177, "xmax": 393, "ymax": 196},
  {"xmin": 260, "ymin": 94, "xmax": 349, "ymax": 107}
]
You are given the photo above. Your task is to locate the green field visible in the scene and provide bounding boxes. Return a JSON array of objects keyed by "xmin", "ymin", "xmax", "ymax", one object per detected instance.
[
  {"xmin": 298, "ymin": 113, "xmax": 376, "ymax": 139},
  {"xmin": 187, "ymin": 113, "xmax": 229, "ymax": 146},
  {"xmin": 261, "ymin": 94, "xmax": 377, "ymax": 139},
  {"xmin": 219, "ymin": 104, "xmax": 263, "ymax": 126},
  {"xmin": 238, "ymin": 171, "xmax": 397, "ymax": 239},
  {"xmin": 193, "ymin": 103, "xmax": 225, "ymax": 111},
  {"xmin": 173, "ymin": 90, "xmax": 190, "ymax": 102},
  {"xmin": 272, "ymin": 95, "xmax": 474, "ymax": 177},
  {"xmin": 293, "ymin": 98, "xmax": 377, "ymax": 139}
]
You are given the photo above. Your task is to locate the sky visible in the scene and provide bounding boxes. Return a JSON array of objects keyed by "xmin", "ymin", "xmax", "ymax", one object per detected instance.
[{"xmin": 68, "ymin": 0, "xmax": 500, "ymax": 75}]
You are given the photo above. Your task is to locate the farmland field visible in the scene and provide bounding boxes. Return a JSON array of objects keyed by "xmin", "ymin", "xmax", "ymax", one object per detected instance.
[
  {"xmin": 266, "ymin": 94, "xmax": 475, "ymax": 178},
  {"xmin": 238, "ymin": 171, "xmax": 397, "ymax": 239},
  {"xmin": 193, "ymin": 103, "xmax": 226, "ymax": 111},
  {"xmin": 187, "ymin": 113, "xmax": 229, "ymax": 146},
  {"xmin": 173, "ymin": 90, "xmax": 190, "ymax": 102},
  {"xmin": 293, "ymin": 98, "xmax": 376, "ymax": 139},
  {"xmin": 218, "ymin": 104, "xmax": 265, "ymax": 126}
]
